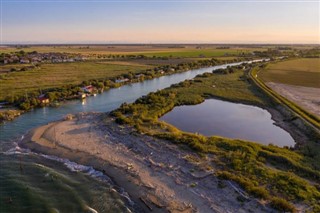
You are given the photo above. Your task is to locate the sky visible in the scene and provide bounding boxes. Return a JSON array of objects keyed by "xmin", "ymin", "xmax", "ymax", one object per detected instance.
[{"xmin": 1, "ymin": 0, "xmax": 319, "ymax": 44}]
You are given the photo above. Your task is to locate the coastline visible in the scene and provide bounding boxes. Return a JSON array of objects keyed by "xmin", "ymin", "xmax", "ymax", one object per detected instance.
[{"xmin": 20, "ymin": 112, "xmax": 272, "ymax": 213}]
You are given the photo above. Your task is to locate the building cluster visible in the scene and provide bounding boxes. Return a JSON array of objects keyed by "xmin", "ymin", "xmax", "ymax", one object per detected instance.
[{"xmin": 2, "ymin": 52, "xmax": 86, "ymax": 64}]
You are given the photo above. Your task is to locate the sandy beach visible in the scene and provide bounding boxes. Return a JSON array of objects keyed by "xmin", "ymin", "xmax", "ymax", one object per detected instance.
[{"xmin": 21, "ymin": 112, "xmax": 274, "ymax": 213}]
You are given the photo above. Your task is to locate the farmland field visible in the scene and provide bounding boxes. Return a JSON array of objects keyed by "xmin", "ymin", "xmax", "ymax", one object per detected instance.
[
  {"xmin": 259, "ymin": 58, "xmax": 320, "ymax": 118},
  {"xmin": 0, "ymin": 44, "xmax": 250, "ymax": 102},
  {"xmin": 0, "ymin": 45, "xmax": 265, "ymax": 58},
  {"xmin": 259, "ymin": 58, "xmax": 320, "ymax": 88},
  {"xmin": 0, "ymin": 61, "xmax": 152, "ymax": 100}
]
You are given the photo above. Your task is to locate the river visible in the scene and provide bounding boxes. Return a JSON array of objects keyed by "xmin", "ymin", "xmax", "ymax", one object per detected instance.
[{"xmin": 0, "ymin": 59, "xmax": 285, "ymax": 212}]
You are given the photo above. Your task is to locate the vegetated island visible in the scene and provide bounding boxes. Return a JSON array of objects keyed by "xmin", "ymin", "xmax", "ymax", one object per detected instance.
[{"xmin": 21, "ymin": 60, "xmax": 320, "ymax": 212}]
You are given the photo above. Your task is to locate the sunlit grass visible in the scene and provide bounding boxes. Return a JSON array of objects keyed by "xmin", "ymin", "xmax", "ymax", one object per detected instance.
[{"xmin": 111, "ymin": 67, "xmax": 320, "ymax": 212}]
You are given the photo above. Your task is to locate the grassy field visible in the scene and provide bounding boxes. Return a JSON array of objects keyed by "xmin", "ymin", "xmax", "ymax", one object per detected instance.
[
  {"xmin": 259, "ymin": 58, "xmax": 320, "ymax": 88},
  {"xmin": 170, "ymin": 69, "xmax": 267, "ymax": 106},
  {"xmin": 0, "ymin": 61, "xmax": 152, "ymax": 100},
  {"xmin": 0, "ymin": 45, "xmax": 264, "ymax": 57},
  {"xmin": 139, "ymin": 48, "xmax": 254, "ymax": 58},
  {"xmin": 112, "ymin": 66, "xmax": 320, "ymax": 212},
  {"xmin": 96, "ymin": 58, "xmax": 224, "ymax": 66},
  {"xmin": 251, "ymin": 66, "xmax": 320, "ymax": 129},
  {"xmin": 0, "ymin": 64, "xmax": 32, "ymax": 74}
]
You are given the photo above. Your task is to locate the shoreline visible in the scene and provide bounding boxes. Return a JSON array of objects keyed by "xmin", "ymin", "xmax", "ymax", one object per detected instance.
[
  {"xmin": 172, "ymin": 94, "xmax": 309, "ymax": 148},
  {"xmin": 0, "ymin": 58, "xmax": 255, "ymax": 124},
  {"xmin": 20, "ymin": 112, "xmax": 273, "ymax": 213}
]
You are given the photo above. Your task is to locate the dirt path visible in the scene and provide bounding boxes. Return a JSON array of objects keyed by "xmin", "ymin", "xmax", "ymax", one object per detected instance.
[{"xmin": 21, "ymin": 112, "xmax": 272, "ymax": 213}]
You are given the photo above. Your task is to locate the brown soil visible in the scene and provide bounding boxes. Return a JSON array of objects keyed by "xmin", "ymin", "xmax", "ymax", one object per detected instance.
[{"xmin": 267, "ymin": 82, "xmax": 320, "ymax": 118}]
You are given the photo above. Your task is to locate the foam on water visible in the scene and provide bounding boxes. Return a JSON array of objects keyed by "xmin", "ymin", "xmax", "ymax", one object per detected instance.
[{"xmin": 2, "ymin": 143, "xmax": 135, "ymax": 209}]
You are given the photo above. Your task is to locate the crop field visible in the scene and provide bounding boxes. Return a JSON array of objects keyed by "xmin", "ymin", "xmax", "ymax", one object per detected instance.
[
  {"xmin": 0, "ymin": 64, "xmax": 32, "ymax": 74},
  {"xmin": 140, "ymin": 49, "xmax": 249, "ymax": 57},
  {"xmin": 0, "ymin": 45, "xmax": 264, "ymax": 57},
  {"xmin": 1, "ymin": 45, "xmax": 172, "ymax": 54},
  {"xmin": 0, "ymin": 61, "xmax": 152, "ymax": 100},
  {"xmin": 97, "ymin": 58, "xmax": 214, "ymax": 66},
  {"xmin": 259, "ymin": 58, "xmax": 320, "ymax": 88}
]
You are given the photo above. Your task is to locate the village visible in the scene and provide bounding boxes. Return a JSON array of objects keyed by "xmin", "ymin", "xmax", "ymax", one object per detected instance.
[{"xmin": 1, "ymin": 51, "xmax": 87, "ymax": 65}]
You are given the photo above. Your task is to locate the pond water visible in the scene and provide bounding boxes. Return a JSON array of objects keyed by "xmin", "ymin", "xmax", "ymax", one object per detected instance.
[{"xmin": 160, "ymin": 99, "xmax": 295, "ymax": 147}]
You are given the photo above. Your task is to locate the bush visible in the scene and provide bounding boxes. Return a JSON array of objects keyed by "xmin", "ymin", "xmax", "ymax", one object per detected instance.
[
  {"xmin": 250, "ymin": 186, "xmax": 269, "ymax": 199},
  {"xmin": 270, "ymin": 197, "xmax": 296, "ymax": 213},
  {"xmin": 19, "ymin": 101, "xmax": 31, "ymax": 110}
]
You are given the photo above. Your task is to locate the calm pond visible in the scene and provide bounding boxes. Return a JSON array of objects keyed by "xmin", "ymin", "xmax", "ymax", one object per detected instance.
[{"xmin": 160, "ymin": 99, "xmax": 295, "ymax": 147}]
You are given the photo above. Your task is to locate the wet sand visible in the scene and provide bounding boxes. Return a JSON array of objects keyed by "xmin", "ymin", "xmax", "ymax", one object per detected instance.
[{"xmin": 21, "ymin": 112, "xmax": 273, "ymax": 213}]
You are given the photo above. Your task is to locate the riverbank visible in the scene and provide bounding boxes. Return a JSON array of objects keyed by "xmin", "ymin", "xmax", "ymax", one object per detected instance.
[
  {"xmin": 21, "ymin": 112, "xmax": 275, "ymax": 213},
  {"xmin": 0, "ymin": 109, "xmax": 23, "ymax": 124},
  {"xmin": 0, "ymin": 57, "xmax": 248, "ymax": 124}
]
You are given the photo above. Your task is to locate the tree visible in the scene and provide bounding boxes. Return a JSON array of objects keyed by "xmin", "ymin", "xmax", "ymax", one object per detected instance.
[
  {"xmin": 97, "ymin": 82, "xmax": 104, "ymax": 89},
  {"xmin": 47, "ymin": 92, "xmax": 57, "ymax": 101},
  {"xmin": 19, "ymin": 101, "xmax": 31, "ymax": 110}
]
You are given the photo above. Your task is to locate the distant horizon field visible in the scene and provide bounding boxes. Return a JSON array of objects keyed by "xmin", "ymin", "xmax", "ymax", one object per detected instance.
[
  {"xmin": 260, "ymin": 58, "xmax": 320, "ymax": 88},
  {"xmin": 1, "ymin": 45, "xmax": 268, "ymax": 56}
]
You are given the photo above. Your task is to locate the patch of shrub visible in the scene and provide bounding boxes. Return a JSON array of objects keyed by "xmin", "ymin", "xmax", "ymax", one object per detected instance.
[{"xmin": 270, "ymin": 197, "xmax": 296, "ymax": 213}]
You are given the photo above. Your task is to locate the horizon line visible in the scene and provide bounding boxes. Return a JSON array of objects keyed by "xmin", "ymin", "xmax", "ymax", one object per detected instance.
[{"xmin": 2, "ymin": 43, "xmax": 320, "ymax": 46}]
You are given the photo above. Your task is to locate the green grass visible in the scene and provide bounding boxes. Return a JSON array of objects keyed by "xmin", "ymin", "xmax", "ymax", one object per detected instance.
[
  {"xmin": 141, "ymin": 49, "xmax": 254, "ymax": 58},
  {"xmin": 250, "ymin": 66, "xmax": 320, "ymax": 129},
  {"xmin": 172, "ymin": 70, "xmax": 266, "ymax": 106},
  {"xmin": 0, "ymin": 61, "xmax": 152, "ymax": 101},
  {"xmin": 111, "ymin": 66, "xmax": 320, "ymax": 212},
  {"xmin": 259, "ymin": 58, "xmax": 320, "ymax": 88},
  {"xmin": 0, "ymin": 45, "xmax": 263, "ymax": 58}
]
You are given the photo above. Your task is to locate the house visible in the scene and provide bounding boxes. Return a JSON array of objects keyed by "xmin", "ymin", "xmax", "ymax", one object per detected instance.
[
  {"xmin": 38, "ymin": 94, "xmax": 50, "ymax": 104},
  {"xmin": 115, "ymin": 78, "xmax": 129, "ymax": 83},
  {"xmin": 51, "ymin": 59, "xmax": 62, "ymax": 63},
  {"xmin": 157, "ymin": 69, "xmax": 165, "ymax": 74},
  {"xmin": 81, "ymin": 85, "xmax": 94, "ymax": 93},
  {"xmin": 74, "ymin": 56, "xmax": 85, "ymax": 61},
  {"xmin": 31, "ymin": 57, "xmax": 42, "ymax": 63},
  {"xmin": 20, "ymin": 58, "xmax": 30, "ymax": 64},
  {"xmin": 135, "ymin": 74, "xmax": 145, "ymax": 78},
  {"xmin": 0, "ymin": 102, "xmax": 9, "ymax": 108}
]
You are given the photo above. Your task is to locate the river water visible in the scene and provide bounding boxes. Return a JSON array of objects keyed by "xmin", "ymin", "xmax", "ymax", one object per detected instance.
[
  {"xmin": 0, "ymin": 59, "xmax": 291, "ymax": 212},
  {"xmin": 0, "ymin": 61, "xmax": 246, "ymax": 144}
]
